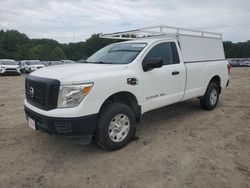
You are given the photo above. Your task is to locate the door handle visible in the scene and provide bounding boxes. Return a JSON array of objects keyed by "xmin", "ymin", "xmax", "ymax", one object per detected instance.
[{"xmin": 172, "ymin": 71, "xmax": 180, "ymax": 75}]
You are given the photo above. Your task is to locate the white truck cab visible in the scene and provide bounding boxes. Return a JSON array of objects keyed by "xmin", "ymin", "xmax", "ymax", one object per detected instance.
[{"xmin": 24, "ymin": 26, "xmax": 230, "ymax": 150}]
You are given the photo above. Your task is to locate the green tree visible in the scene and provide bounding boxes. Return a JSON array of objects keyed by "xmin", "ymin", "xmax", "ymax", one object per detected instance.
[
  {"xmin": 50, "ymin": 47, "xmax": 66, "ymax": 60},
  {"xmin": 84, "ymin": 34, "xmax": 121, "ymax": 57},
  {"xmin": 62, "ymin": 42, "xmax": 86, "ymax": 60},
  {"xmin": 0, "ymin": 30, "xmax": 6, "ymax": 58},
  {"xmin": 28, "ymin": 44, "xmax": 43, "ymax": 59},
  {"xmin": 223, "ymin": 40, "xmax": 250, "ymax": 58},
  {"xmin": 0, "ymin": 30, "xmax": 29, "ymax": 59}
]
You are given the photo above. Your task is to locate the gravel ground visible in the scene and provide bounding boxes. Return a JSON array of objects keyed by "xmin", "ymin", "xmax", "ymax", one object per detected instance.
[{"xmin": 0, "ymin": 68, "xmax": 249, "ymax": 188}]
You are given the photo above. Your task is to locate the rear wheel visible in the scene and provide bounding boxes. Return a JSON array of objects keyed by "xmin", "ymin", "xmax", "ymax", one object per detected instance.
[
  {"xmin": 95, "ymin": 103, "xmax": 136, "ymax": 150},
  {"xmin": 200, "ymin": 82, "xmax": 220, "ymax": 110}
]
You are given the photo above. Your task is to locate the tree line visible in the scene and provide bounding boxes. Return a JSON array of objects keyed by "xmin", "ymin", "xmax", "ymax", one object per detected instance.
[
  {"xmin": 0, "ymin": 29, "xmax": 249, "ymax": 61},
  {"xmin": 223, "ymin": 41, "xmax": 250, "ymax": 58}
]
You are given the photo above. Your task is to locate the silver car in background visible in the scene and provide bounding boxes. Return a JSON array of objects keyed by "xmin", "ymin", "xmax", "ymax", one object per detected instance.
[
  {"xmin": 47, "ymin": 61, "xmax": 63, "ymax": 66},
  {"xmin": 25, "ymin": 60, "xmax": 45, "ymax": 73},
  {"xmin": 60, "ymin": 60, "xmax": 75, "ymax": 64}
]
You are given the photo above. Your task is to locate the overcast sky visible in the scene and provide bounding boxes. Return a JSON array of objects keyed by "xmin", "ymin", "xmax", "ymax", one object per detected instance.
[{"xmin": 0, "ymin": 0, "xmax": 249, "ymax": 43}]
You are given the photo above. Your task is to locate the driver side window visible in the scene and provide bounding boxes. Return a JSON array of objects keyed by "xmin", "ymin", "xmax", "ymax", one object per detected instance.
[{"xmin": 143, "ymin": 42, "xmax": 179, "ymax": 65}]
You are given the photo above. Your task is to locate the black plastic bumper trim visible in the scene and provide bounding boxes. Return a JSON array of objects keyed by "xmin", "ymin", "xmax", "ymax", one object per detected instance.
[{"xmin": 24, "ymin": 106, "xmax": 98, "ymax": 136}]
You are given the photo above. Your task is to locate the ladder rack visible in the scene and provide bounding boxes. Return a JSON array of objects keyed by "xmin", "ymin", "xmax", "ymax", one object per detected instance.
[{"xmin": 99, "ymin": 25, "xmax": 222, "ymax": 40}]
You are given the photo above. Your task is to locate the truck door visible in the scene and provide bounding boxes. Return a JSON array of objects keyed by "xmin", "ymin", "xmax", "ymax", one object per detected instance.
[{"xmin": 141, "ymin": 41, "xmax": 186, "ymax": 113}]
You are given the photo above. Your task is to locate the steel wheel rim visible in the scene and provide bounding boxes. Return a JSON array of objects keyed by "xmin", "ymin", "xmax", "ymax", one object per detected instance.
[
  {"xmin": 108, "ymin": 114, "xmax": 130, "ymax": 142},
  {"xmin": 210, "ymin": 88, "xmax": 218, "ymax": 105}
]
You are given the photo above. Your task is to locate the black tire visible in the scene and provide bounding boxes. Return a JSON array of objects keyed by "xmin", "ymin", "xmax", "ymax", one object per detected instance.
[
  {"xmin": 200, "ymin": 82, "xmax": 220, "ymax": 110},
  {"xmin": 95, "ymin": 103, "xmax": 136, "ymax": 151}
]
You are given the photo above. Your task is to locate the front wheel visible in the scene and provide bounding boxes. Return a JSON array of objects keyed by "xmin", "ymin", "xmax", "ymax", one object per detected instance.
[
  {"xmin": 200, "ymin": 82, "xmax": 220, "ymax": 110},
  {"xmin": 95, "ymin": 103, "xmax": 136, "ymax": 150}
]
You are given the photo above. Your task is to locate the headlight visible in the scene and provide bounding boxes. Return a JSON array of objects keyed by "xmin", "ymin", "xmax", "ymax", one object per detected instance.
[{"xmin": 57, "ymin": 83, "xmax": 93, "ymax": 108}]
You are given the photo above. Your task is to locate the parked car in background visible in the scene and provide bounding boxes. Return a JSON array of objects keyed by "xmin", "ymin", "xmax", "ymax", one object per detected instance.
[
  {"xmin": 40, "ymin": 61, "xmax": 50, "ymax": 67},
  {"xmin": 0, "ymin": 59, "xmax": 21, "ymax": 75},
  {"xmin": 228, "ymin": 58, "xmax": 250, "ymax": 67},
  {"xmin": 25, "ymin": 60, "xmax": 45, "ymax": 73},
  {"xmin": 19, "ymin": 60, "xmax": 28, "ymax": 73},
  {"xmin": 47, "ymin": 61, "xmax": 64, "ymax": 66},
  {"xmin": 61, "ymin": 60, "xmax": 75, "ymax": 64},
  {"xmin": 78, "ymin": 59, "xmax": 87, "ymax": 63}
]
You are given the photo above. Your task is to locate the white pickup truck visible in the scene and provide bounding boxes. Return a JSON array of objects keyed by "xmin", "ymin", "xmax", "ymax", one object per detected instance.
[{"xmin": 24, "ymin": 26, "xmax": 230, "ymax": 150}]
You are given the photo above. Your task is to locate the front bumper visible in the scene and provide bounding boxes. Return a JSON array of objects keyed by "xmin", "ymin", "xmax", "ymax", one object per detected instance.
[
  {"xmin": 24, "ymin": 106, "xmax": 98, "ymax": 138},
  {"xmin": 0, "ymin": 69, "xmax": 20, "ymax": 75}
]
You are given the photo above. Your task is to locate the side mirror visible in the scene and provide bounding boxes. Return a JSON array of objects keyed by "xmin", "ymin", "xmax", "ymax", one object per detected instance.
[{"xmin": 142, "ymin": 58, "xmax": 163, "ymax": 72}]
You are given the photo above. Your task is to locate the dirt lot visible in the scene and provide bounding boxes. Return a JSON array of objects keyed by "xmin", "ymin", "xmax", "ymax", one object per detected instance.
[{"xmin": 0, "ymin": 68, "xmax": 249, "ymax": 188}]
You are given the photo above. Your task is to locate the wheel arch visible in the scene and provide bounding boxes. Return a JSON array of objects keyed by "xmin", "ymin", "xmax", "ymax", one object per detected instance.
[
  {"xmin": 99, "ymin": 91, "xmax": 141, "ymax": 122},
  {"xmin": 208, "ymin": 75, "xmax": 221, "ymax": 93}
]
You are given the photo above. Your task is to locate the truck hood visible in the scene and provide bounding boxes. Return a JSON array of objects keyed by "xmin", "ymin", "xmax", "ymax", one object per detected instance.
[{"xmin": 31, "ymin": 63, "xmax": 128, "ymax": 83}]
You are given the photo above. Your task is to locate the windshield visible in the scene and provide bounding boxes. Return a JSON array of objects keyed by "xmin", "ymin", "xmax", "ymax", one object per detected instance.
[
  {"xmin": 87, "ymin": 43, "xmax": 147, "ymax": 64},
  {"xmin": 0, "ymin": 60, "xmax": 18, "ymax": 65}
]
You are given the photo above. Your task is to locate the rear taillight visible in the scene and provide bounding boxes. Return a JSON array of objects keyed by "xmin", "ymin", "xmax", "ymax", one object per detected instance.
[{"xmin": 227, "ymin": 64, "xmax": 232, "ymax": 75}]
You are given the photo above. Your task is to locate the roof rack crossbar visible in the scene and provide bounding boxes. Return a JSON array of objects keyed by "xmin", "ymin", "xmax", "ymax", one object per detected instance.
[{"xmin": 99, "ymin": 25, "xmax": 222, "ymax": 40}]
